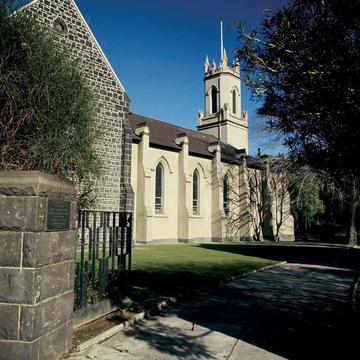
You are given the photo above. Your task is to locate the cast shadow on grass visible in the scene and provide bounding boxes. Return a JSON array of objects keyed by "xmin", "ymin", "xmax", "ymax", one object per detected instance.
[
  {"xmin": 198, "ymin": 244, "xmax": 360, "ymax": 271},
  {"xmin": 112, "ymin": 269, "xmax": 234, "ymax": 311},
  {"xmin": 112, "ymin": 259, "xmax": 271, "ymax": 311}
]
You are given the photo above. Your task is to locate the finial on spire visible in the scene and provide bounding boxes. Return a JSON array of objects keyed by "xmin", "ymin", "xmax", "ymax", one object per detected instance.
[
  {"xmin": 212, "ymin": 59, "xmax": 217, "ymax": 72},
  {"xmin": 197, "ymin": 110, "xmax": 204, "ymax": 126},
  {"xmin": 221, "ymin": 48, "xmax": 228, "ymax": 70},
  {"xmin": 204, "ymin": 55, "xmax": 209, "ymax": 73},
  {"xmin": 223, "ymin": 48, "xmax": 227, "ymax": 62},
  {"xmin": 232, "ymin": 58, "xmax": 240, "ymax": 75}
]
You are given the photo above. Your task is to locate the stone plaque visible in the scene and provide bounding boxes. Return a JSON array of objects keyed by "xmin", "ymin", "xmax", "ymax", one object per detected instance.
[{"xmin": 47, "ymin": 198, "xmax": 71, "ymax": 231}]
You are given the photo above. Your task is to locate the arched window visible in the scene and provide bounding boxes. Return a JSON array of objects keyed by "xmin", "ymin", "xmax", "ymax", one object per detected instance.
[
  {"xmin": 232, "ymin": 89, "xmax": 237, "ymax": 114},
  {"xmin": 211, "ymin": 86, "xmax": 218, "ymax": 114},
  {"xmin": 53, "ymin": 18, "xmax": 68, "ymax": 34},
  {"xmin": 193, "ymin": 169, "xmax": 200, "ymax": 215},
  {"xmin": 155, "ymin": 163, "xmax": 164, "ymax": 213},
  {"xmin": 223, "ymin": 175, "xmax": 229, "ymax": 215}
]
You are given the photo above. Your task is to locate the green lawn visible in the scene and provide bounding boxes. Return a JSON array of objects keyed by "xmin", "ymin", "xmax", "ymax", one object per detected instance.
[
  {"xmin": 132, "ymin": 244, "xmax": 275, "ymax": 277},
  {"xmin": 78, "ymin": 242, "xmax": 360, "ymax": 311},
  {"xmin": 117, "ymin": 244, "xmax": 276, "ymax": 311}
]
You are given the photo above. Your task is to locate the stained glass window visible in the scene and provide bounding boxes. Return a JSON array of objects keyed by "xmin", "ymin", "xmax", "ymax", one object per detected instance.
[
  {"xmin": 155, "ymin": 163, "xmax": 163, "ymax": 213},
  {"xmin": 193, "ymin": 169, "xmax": 200, "ymax": 215}
]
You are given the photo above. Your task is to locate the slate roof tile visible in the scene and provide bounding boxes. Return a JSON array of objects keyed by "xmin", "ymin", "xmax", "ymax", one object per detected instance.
[{"xmin": 128, "ymin": 113, "xmax": 251, "ymax": 165}]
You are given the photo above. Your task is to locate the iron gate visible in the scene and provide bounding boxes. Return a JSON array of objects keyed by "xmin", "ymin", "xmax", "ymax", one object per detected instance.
[{"xmin": 74, "ymin": 211, "xmax": 132, "ymax": 310}]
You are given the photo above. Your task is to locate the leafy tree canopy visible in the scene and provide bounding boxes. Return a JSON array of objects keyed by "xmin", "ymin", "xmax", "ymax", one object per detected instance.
[{"xmin": 236, "ymin": 0, "xmax": 360, "ymax": 244}]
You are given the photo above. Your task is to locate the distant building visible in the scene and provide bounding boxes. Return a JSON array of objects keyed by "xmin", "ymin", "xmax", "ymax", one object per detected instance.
[{"xmin": 26, "ymin": 0, "xmax": 294, "ymax": 242}]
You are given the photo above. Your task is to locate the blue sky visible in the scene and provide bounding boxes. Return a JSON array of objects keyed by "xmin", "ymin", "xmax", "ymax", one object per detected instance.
[{"xmin": 75, "ymin": 0, "xmax": 289, "ymax": 155}]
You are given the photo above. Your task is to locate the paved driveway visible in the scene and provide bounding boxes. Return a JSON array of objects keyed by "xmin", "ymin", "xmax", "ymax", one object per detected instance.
[{"xmin": 70, "ymin": 260, "xmax": 358, "ymax": 360}]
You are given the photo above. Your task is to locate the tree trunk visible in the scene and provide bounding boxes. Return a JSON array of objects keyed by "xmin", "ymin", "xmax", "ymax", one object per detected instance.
[
  {"xmin": 324, "ymin": 195, "xmax": 335, "ymax": 242},
  {"xmin": 347, "ymin": 184, "xmax": 358, "ymax": 246}
]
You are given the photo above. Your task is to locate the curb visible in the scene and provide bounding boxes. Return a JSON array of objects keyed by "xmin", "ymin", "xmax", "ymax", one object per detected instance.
[
  {"xmin": 74, "ymin": 261, "xmax": 287, "ymax": 353},
  {"xmin": 221, "ymin": 261, "xmax": 287, "ymax": 285},
  {"xmin": 75, "ymin": 297, "xmax": 176, "ymax": 353}
]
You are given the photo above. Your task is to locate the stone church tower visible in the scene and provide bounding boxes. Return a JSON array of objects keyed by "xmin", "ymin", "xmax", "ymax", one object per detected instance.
[{"xmin": 197, "ymin": 49, "xmax": 249, "ymax": 152}]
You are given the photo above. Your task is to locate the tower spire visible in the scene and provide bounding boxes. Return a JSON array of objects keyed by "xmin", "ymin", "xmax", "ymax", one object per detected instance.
[
  {"xmin": 220, "ymin": 21, "xmax": 224, "ymax": 60},
  {"xmin": 204, "ymin": 55, "xmax": 210, "ymax": 73},
  {"xmin": 198, "ymin": 21, "xmax": 248, "ymax": 152}
]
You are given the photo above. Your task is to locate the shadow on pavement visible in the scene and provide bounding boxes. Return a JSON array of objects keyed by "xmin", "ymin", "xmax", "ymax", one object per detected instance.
[
  {"xmin": 116, "ymin": 318, "xmax": 217, "ymax": 359},
  {"xmin": 176, "ymin": 263, "xmax": 358, "ymax": 359},
  {"xmin": 108, "ymin": 246, "xmax": 360, "ymax": 359}
]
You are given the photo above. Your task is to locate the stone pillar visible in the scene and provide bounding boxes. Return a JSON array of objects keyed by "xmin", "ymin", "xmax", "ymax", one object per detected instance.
[
  {"xmin": 209, "ymin": 142, "xmax": 226, "ymax": 242},
  {"xmin": 0, "ymin": 171, "xmax": 76, "ymax": 360},
  {"xmin": 176, "ymin": 133, "xmax": 190, "ymax": 242},
  {"xmin": 238, "ymin": 158, "xmax": 253, "ymax": 241},
  {"xmin": 135, "ymin": 123, "xmax": 153, "ymax": 243}
]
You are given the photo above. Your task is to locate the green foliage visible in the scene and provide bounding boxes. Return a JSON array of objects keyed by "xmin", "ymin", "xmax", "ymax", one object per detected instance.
[
  {"xmin": 119, "ymin": 296, "xmax": 134, "ymax": 309},
  {"xmin": 0, "ymin": 0, "xmax": 100, "ymax": 193},
  {"xmin": 87, "ymin": 285, "xmax": 100, "ymax": 305},
  {"xmin": 237, "ymin": 0, "xmax": 360, "ymax": 177},
  {"xmin": 289, "ymin": 166, "xmax": 325, "ymax": 230},
  {"xmin": 236, "ymin": 0, "xmax": 360, "ymax": 242}
]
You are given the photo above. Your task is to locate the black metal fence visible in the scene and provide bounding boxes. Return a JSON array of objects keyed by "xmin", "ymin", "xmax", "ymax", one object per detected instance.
[{"xmin": 74, "ymin": 211, "xmax": 132, "ymax": 311}]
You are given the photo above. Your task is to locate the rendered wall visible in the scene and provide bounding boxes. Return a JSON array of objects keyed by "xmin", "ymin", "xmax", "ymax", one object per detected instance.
[
  {"xmin": 132, "ymin": 133, "xmax": 215, "ymax": 243},
  {"xmin": 150, "ymin": 148, "xmax": 179, "ymax": 242},
  {"xmin": 131, "ymin": 143, "xmax": 138, "ymax": 240},
  {"xmin": 221, "ymin": 162, "xmax": 253, "ymax": 241},
  {"xmin": 187, "ymin": 155, "xmax": 213, "ymax": 241},
  {"xmin": 266, "ymin": 170, "xmax": 295, "ymax": 241},
  {"xmin": 132, "ymin": 130, "xmax": 295, "ymax": 244}
]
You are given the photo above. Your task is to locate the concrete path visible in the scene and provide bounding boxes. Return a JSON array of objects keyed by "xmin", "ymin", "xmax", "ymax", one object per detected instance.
[{"xmin": 70, "ymin": 262, "xmax": 358, "ymax": 360}]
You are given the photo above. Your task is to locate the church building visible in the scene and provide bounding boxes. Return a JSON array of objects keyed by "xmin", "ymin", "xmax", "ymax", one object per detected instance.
[
  {"xmin": 25, "ymin": 0, "xmax": 294, "ymax": 243},
  {"xmin": 129, "ymin": 48, "xmax": 294, "ymax": 243}
]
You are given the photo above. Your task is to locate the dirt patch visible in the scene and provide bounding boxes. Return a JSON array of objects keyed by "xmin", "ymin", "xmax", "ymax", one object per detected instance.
[{"xmin": 71, "ymin": 309, "xmax": 136, "ymax": 350}]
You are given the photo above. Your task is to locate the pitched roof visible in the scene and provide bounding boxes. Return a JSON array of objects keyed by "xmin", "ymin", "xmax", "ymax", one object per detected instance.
[{"xmin": 128, "ymin": 113, "xmax": 244, "ymax": 163}]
